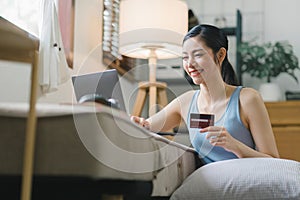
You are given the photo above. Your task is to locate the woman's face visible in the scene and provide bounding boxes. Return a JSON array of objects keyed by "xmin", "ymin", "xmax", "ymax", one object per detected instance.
[{"xmin": 182, "ymin": 37, "xmax": 219, "ymax": 85}]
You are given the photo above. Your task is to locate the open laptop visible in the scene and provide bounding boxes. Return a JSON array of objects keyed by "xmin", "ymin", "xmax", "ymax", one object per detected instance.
[{"xmin": 72, "ymin": 69, "xmax": 127, "ymax": 113}]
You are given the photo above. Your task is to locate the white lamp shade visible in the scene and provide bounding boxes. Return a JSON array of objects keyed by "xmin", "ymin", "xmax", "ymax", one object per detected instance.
[{"xmin": 119, "ymin": 0, "xmax": 188, "ymax": 59}]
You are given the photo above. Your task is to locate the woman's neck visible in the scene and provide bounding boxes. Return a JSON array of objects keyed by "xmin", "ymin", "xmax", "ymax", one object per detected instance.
[
  {"xmin": 199, "ymin": 81, "xmax": 227, "ymax": 104},
  {"xmin": 198, "ymin": 79, "xmax": 230, "ymax": 115}
]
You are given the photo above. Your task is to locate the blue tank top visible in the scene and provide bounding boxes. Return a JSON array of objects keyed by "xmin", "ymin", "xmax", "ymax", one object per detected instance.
[{"xmin": 187, "ymin": 86, "xmax": 255, "ymax": 164}]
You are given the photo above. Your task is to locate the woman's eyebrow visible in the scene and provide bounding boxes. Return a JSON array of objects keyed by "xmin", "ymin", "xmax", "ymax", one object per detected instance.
[
  {"xmin": 192, "ymin": 48, "xmax": 205, "ymax": 53},
  {"xmin": 182, "ymin": 48, "xmax": 205, "ymax": 54}
]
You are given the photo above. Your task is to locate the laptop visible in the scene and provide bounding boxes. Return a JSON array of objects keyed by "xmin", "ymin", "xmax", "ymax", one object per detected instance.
[{"xmin": 72, "ymin": 69, "xmax": 127, "ymax": 112}]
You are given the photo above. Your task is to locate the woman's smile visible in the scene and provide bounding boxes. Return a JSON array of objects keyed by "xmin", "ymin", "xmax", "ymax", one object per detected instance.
[{"xmin": 188, "ymin": 68, "xmax": 204, "ymax": 77}]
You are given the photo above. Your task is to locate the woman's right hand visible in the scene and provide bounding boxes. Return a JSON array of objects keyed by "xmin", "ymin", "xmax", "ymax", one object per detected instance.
[{"xmin": 130, "ymin": 116, "xmax": 150, "ymax": 130}]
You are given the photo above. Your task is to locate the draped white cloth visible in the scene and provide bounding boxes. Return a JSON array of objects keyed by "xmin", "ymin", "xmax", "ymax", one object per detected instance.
[{"xmin": 38, "ymin": 0, "xmax": 70, "ymax": 94}]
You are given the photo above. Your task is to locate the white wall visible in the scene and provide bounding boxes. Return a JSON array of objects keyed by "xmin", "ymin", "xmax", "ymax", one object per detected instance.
[{"xmin": 263, "ymin": 0, "xmax": 300, "ymax": 93}]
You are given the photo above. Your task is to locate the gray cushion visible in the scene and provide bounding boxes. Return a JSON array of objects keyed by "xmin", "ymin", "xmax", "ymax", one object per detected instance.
[{"xmin": 170, "ymin": 158, "xmax": 300, "ymax": 200}]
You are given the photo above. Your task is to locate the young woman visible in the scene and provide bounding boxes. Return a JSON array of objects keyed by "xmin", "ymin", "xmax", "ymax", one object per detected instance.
[{"xmin": 131, "ymin": 24, "xmax": 279, "ymax": 164}]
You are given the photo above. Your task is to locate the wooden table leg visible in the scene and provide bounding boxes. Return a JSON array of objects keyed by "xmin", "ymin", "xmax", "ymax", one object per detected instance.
[{"xmin": 21, "ymin": 51, "xmax": 39, "ymax": 200}]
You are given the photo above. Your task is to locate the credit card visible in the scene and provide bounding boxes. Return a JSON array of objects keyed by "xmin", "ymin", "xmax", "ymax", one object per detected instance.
[{"xmin": 190, "ymin": 113, "xmax": 214, "ymax": 128}]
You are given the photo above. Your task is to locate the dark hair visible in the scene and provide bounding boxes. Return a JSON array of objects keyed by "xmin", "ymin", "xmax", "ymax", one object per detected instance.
[{"xmin": 183, "ymin": 24, "xmax": 239, "ymax": 86}]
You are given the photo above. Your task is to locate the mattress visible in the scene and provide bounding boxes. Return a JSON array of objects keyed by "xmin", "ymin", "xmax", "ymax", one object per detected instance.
[{"xmin": 0, "ymin": 102, "xmax": 199, "ymax": 196}]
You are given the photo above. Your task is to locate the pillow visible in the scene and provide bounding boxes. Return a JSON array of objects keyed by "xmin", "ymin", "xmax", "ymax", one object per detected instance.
[{"xmin": 170, "ymin": 158, "xmax": 300, "ymax": 200}]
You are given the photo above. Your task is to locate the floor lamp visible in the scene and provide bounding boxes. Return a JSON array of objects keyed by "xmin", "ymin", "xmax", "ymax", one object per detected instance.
[{"xmin": 119, "ymin": 0, "xmax": 188, "ymax": 117}]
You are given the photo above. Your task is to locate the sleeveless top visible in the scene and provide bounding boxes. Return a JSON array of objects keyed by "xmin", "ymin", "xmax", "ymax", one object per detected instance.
[{"xmin": 187, "ymin": 86, "xmax": 255, "ymax": 164}]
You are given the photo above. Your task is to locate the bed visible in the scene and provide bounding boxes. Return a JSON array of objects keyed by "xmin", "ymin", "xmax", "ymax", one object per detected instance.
[{"xmin": 0, "ymin": 102, "xmax": 200, "ymax": 200}]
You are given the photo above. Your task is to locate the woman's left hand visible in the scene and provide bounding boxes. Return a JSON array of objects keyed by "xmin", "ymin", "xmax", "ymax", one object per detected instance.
[{"xmin": 200, "ymin": 126, "xmax": 239, "ymax": 153}]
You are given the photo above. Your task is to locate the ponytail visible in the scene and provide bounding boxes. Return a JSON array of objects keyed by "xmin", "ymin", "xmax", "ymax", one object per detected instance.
[{"xmin": 222, "ymin": 57, "xmax": 239, "ymax": 86}]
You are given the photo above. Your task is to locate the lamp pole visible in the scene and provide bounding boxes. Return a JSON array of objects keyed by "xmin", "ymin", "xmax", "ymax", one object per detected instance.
[
  {"xmin": 131, "ymin": 46, "xmax": 168, "ymax": 117},
  {"xmin": 148, "ymin": 48, "xmax": 158, "ymax": 116}
]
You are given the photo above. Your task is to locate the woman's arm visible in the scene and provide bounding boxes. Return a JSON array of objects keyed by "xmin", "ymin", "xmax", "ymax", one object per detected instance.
[
  {"xmin": 238, "ymin": 88, "xmax": 279, "ymax": 158},
  {"xmin": 131, "ymin": 91, "xmax": 195, "ymax": 132}
]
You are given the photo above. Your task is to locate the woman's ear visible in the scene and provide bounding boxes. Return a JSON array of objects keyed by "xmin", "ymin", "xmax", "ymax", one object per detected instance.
[{"xmin": 217, "ymin": 47, "xmax": 227, "ymax": 64}]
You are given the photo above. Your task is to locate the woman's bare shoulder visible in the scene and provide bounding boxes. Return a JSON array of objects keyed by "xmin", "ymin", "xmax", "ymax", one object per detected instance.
[
  {"xmin": 167, "ymin": 90, "xmax": 197, "ymax": 110},
  {"xmin": 176, "ymin": 90, "xmax": 198, "ymax": 102},
  {"xmin": 240, "ymin": 87, "xmax": 264, "ymax": 108},
  {"xmin": 179, "ymin": 90, "xmax": 198, "ymax": 98}
]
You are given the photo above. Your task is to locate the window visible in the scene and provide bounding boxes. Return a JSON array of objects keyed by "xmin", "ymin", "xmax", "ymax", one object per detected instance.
[
  {"xmin": 0, "ymin": 0, "xmax": 40, "ymax": 36},
  {"xmin": 102, "ymin": 0, "xmax": 135, "ymax": 80},
  {"xmin": 1, "ymin": 0, "xmax": 75, "ymax": 68}
]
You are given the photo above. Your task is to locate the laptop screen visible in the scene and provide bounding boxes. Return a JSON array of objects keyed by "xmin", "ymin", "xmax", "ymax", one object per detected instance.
[{"xmin": 71, "ymin": 69, "xmax": 127, "ymax": 112}]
